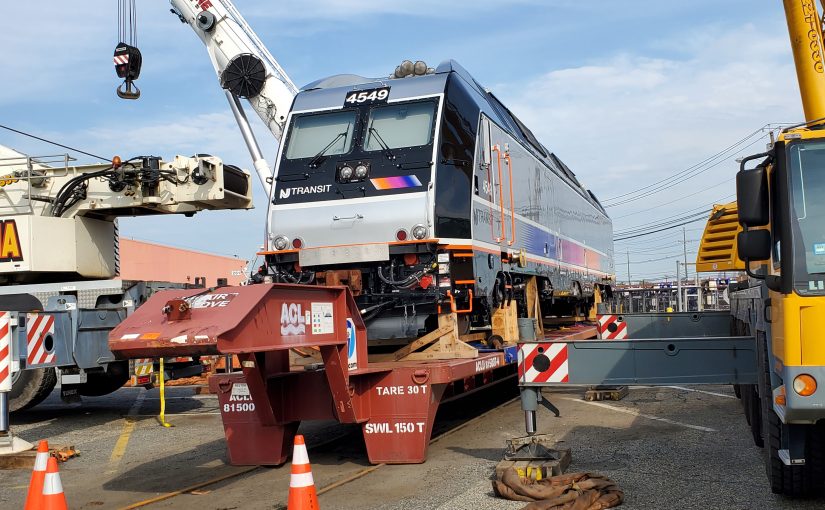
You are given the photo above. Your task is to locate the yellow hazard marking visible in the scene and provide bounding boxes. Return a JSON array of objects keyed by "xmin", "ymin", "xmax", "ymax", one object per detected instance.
[
  {"xmin": 133, "ymin": 359, "xmax": 154, "ymax": 376},
  {"xmin": 109, "ymin": 418, "xmax": 136, "ymax": 464},
  {"xmin": 109, "ymin": 391, "xmax": 147, "ymax": 470}
]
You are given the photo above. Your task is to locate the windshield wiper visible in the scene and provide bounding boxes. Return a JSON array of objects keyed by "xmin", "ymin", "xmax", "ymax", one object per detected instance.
[
  {"xmin": 309, "ymin": 130, "xmax": 348, "ymax": 169},
  {"xmin": 368, "ymin": 126, "xmax": 396, "ymax": 160}
]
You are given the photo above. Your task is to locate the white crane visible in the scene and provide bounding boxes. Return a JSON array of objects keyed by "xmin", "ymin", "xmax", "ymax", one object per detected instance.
[{"xmin": 169, "ymin": 0, "xmax": 300, "ymax": 197}]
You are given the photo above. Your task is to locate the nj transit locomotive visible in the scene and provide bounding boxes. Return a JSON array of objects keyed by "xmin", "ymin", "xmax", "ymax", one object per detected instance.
[{"xmin": 263, "ymin": 60, "xmax": 614, "ymax": 342}]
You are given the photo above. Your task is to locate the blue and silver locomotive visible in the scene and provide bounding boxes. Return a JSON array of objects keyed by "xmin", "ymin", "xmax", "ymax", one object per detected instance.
[{"xmin": 264, "ymin": 60, "xmax": 614, "ymax": 343}]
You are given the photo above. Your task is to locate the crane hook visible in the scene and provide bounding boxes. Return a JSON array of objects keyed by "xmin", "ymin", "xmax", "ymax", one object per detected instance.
[{"xmin": 114, "ymin": 42, "xmax": 142, "ymax": 100}]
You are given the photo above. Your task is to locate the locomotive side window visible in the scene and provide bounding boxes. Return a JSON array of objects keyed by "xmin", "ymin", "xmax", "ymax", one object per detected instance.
[
  {"xmin": 364, "ymin": 102, "xmax": 436, "ymax": 151},
  {"xmin": 284, "ymin": 110, "xmax": 357, "ymax": 160}
]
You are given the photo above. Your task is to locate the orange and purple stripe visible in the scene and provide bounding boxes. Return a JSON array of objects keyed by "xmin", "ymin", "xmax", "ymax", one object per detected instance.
[{"xmin": 370, "ymin": 175, "xmax": 422, "ymax": 190}]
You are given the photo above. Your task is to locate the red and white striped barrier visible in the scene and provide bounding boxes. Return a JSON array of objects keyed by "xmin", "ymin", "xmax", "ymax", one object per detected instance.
[
  {"xmin": 597, "ymin": 315, "xmax": 628, "ymax": 340},
  {"xmin": 113, "ymin": 54, "xmax": 129, "ymax": 65},
  {"xmin": 0, "ymin": 311, "xmax": 11, "ymax": 391},
  {"xmin": 518, "ymin": 342, "xmax": 569, "ymax": 384},
  {"xmin": 26, "ymin": 313, "xmax": 56, "ymax": 367}
]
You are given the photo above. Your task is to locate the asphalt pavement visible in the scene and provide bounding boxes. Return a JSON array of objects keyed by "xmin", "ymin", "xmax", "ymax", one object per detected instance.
[{"xmin": 2, "ymin": 383, "xmax": 824, "ymax": 509}]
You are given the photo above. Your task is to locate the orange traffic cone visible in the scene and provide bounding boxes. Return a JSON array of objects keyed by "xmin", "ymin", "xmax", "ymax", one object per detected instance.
[
  {"xmin": 287, "ymin": 434, "xmax": 319, "ymax": 510},
  {"xmin": 24, "ymin": 440, "xmax": 49, "ymax": 510},
  {"xmin": 41, "ymin": 457, "xmax": 68, "ymax": 510}
]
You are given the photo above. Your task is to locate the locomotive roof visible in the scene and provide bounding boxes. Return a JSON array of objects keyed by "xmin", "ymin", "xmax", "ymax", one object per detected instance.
[{"xmin": 297, "ymin": 60, "xmax": 606, "ymax": 216}]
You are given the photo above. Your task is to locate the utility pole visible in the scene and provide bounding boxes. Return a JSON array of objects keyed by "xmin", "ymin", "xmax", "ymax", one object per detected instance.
[
  {"xmin": 626, "ymin": 249, "xmax": 631, "ymax": 286},
  {"xmin": 676, "ymin": 260, "xmax": 682, "ymax": 312},
  {"xmin": 682, "ymin": 227, "xmax": 689, "ymax": 285}
]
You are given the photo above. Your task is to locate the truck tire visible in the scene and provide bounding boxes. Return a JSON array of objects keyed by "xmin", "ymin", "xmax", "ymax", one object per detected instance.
[
  {"xmin": 735, "ymin": 320, "xmax": 763, "ymax": 446},
  {"xmin": 760, "ymin": 335, "xmax": 825, "ymax": 496},
  {"xmin": 9, "ymin": 368, "xmax": 57, "ymax": 412},
  {"xmin": 742, "ymin": 383, "xmax": 763, "ymax": 447}
]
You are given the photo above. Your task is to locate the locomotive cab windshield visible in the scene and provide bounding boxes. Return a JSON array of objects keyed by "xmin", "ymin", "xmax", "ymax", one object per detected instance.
[{"xmin": 275, "ymin": 97, "xmax": 439, "ymax": 204}]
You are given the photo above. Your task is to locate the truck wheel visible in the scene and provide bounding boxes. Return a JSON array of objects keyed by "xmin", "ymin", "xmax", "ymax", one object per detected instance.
[
  {"xmin": 741, "ymin": 383, "xmax": 763, "ymax": 447},
  {"xmin": 75, "ymin": 361, "xmax": 129, "ymax": 397},
  {"xmin": 760, "ymin": 336, "xmax": 823, "ymax": 496},
  {"xmin": 9, "ymin": 368, "xmax": 57, "ymax": 412}
]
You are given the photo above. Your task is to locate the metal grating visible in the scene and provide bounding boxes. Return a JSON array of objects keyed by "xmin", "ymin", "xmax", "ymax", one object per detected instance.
[{"xmin": 696, "ymin": 202, "xmax": 745, "ymax": 273}]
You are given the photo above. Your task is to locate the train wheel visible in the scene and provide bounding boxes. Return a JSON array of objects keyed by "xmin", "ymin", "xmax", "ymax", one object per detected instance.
[{"xmin": 9, "ymin": 367, "xmax": 57, "ymax": 412}]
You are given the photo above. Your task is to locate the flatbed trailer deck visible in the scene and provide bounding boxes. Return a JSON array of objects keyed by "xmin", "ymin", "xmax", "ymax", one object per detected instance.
[{"xmin": 108, "ymin": 283, "xmax": 597, "ymax": 464}]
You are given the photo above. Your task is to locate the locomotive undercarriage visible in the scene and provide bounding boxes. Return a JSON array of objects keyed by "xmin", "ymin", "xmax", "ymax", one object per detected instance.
[{"xmin": 264, "ymin": 243, "xmax": 606, "ymax": 346}]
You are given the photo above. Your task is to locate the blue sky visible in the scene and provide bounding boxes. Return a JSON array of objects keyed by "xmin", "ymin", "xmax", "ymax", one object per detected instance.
[{"xmin": 1, "ymin": 1, "xmax": 797, "ymax": 281}]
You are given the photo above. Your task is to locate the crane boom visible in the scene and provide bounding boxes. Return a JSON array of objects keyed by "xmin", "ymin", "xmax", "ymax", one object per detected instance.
[
  {"xmin": 783, "ymin": 0, "xmax": 825, "ymax": 121},
  {"xmin": 170, "ymin": 0, "xmax": 299, "ymax": 194}
]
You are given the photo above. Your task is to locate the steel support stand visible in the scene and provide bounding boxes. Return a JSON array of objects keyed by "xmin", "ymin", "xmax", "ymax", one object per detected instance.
[
  {"xmin": 0, "ymin": 391, "xmax": 34, "ymax": 458},
  {"xmin": 520, "ymin": 387, "xmax": 538, "ymax": 435},
  {"xmin": 0, "ymin": 392, "xmax": 9, "ymax": 440}
]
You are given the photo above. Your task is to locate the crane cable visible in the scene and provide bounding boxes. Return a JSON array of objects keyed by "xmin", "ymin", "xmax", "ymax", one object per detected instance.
[
  {"xmin": 118, "ymin": 0, "xmax": 138, "ymax": 47},
  {"xmin": 114, "ymin": 0, "xmax": 142, "ymax": 99}
]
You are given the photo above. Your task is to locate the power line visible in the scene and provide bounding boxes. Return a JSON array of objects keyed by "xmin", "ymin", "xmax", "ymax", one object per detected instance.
[
  {"xmin": 614, "ymin": 212, "xmax": 710, "ymax": 241},
  {"xmin": 614, "ymin": 200, "xmax": 724, "ymax": 235},
  {"xmin": 612, "ymin": 179, "xmax": 734, "ymax": 220},
  {"xmin": 615, "ymin": 230, "xmax": 685, "ymax": 246},
  {"xmin": 618, "ymin": 252, "xmax": 683, "ymax": 264},
  {"xmin": 604, "ymin": 134, "xmax": 767, "ymax": 208},
  {"xmin": 601, "ymin": 125, "xmax": 778, "ymax": 209},
  {"xmin": 615, "ymin": 208, "xmax": 710, "ymax": 237},
  {"xmin": 623, "ymin": 239, "xmax": 698, "ymax": 254},
  {"xmin": 0, "ymin": 124, "xmax": 108, "ymax": 161},
  {"xmin": 601, "ymin": 126, "xmax": 770, "ymax": 205}
]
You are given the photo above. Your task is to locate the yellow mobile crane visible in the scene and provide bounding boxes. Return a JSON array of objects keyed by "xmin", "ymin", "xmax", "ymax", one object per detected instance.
[
  {"xmin": 696, "ymin": 0, "xmax": 825, "ymax": 495},
  {"xmin": 516, "ymin": 0, "xmax": 825, "ymax": 498}
]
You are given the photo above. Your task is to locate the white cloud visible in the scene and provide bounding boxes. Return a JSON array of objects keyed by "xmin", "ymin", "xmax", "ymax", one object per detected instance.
[
  {"xmin": 499, "ymin": 23, "xmax": 800, "ymax": 278},
  {"xmin": 503, "ymin": 23, "xmax": 799, "ymax": 183}
]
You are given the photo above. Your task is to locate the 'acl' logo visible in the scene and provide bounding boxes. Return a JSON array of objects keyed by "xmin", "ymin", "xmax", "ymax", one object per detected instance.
[
  {"xmin": 0, "ymin": 220, "xmax": 22, "ymax": 262},
  {"xmin": 280, "ymin": 303, "xmax": 306, "ymax": 336}
]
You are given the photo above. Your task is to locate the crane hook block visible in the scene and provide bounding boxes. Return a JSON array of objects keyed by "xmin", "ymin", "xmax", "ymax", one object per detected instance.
[{"xmin": 114, "ymin": 42, "xmax": 143, "ymax": 100}]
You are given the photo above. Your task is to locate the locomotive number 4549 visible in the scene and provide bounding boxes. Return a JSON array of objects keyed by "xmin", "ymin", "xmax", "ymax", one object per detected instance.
[{"xmin": 344, "ymin": 87, "xmax": 390, "ymax": 106}]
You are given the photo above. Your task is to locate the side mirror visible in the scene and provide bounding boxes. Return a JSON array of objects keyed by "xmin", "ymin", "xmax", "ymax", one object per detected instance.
[
  {"xmin": 737, "ymin": 230, "xmax": 771, "ymax": 261},
  {"xmin": 766, "ymin": 275, "xmax": 783, "ymax": 292},
  {"xmin": 736, "ymin": 166, "xmax": 769, "ymax": 226}
]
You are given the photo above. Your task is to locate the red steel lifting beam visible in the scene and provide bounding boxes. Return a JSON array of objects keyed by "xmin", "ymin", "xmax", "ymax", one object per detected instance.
[{"xmin": 109, "ymin": 283, "xmax": 513, "ymax": 465}]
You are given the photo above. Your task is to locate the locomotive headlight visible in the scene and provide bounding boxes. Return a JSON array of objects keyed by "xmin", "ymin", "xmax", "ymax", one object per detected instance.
[
  {"xmin": 355, "ymin": 164, "xmax": 369, "ymax": 179},
  {"xmin": 411, "ymin": 224, "xmax": 428, "ymax": 240},
  {"xmin": 273, "ymin": 235, "xmax": 289, "ymax": 251},
  {"xmin": 340, "ymin": 165, "xmax": 354, "ymax": 180}
]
